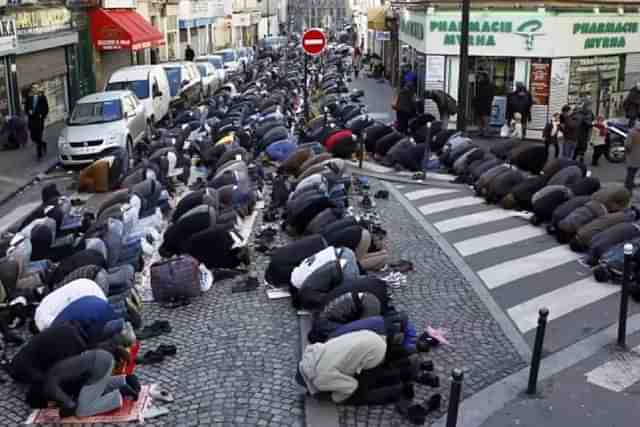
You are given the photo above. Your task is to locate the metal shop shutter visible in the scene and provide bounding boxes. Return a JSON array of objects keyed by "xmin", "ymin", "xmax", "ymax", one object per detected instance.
[
  {"xmin": 100, "ymin": 50, "xmax": 133, "ymax": 89},
  {"xmin": 16, "ymin": 47, "xmax": 67, "ymax": 89}
]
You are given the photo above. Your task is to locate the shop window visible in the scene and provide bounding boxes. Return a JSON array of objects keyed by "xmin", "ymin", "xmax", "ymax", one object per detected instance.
[
  {"xmin": 569, "ymin": 55, "xmax": 623, "ymax": 119},
  {"xmin": 0, "ymin": 60, "xmax": 10, "ymax": 117}
]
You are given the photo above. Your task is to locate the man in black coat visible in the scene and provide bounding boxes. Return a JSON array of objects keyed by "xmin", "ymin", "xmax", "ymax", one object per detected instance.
[
  {"xmin": 506, "ymin": 82, "xmax": 533, "ymax": 139},
  {"xmin": 424, "ymin": 89, "xmax": 458, "ymax": 129},
  {"xmin": 24, "ymin": 84, "xmax": 49, "ymax": 159},
  {"xmin": 185, "ymin": 44, "xmax": 195, "ymax": 61},
  {"xmin": 473, "ymin": 72, "xmax": 495, "ymax": 136},
  {"xmin": 623, "ymin": 82, "xmax": 640, "ymax": 127}
]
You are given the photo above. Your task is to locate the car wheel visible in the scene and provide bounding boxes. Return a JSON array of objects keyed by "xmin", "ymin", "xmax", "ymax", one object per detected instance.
[
  {"xmin": 146, "ymin": 119, "xmax": 154, "ymax": 140},
  {"xmin": 127, "ymin": 136, "xmax": 135, "ymax": 169}
]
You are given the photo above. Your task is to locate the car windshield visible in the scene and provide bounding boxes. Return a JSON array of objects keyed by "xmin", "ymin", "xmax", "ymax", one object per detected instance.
[
  {"xmin": 69, "ymin": 100, "xmax": 122, "ymax": 125},
  {"xmin": 197, "ymin": 64, "xmax": 209, "ymax": 77},
  {"xmin": 105, "ymin": 80, "xmax": 149, "ymax": 99},
  {"xmin": 217, "ymin": 51, "xmax": 235, "ymax": 62},
  {"xmin": 163, "ymin": 67, "xmax": 182, "ymax": 97}
]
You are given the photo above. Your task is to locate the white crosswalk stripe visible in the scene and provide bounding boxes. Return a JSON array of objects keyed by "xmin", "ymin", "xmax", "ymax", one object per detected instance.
[
  {"xmin": 418, "ymin": 196, "xmax": 484, "ymax": 215},
  {"xmin": 454, "ymin": 225, "xmax": 548, "ymax": 257},
  {"xmin": 404, "ymin": 188, "xmax": 459, "ymax": 201},
  {"xmin": 396, "ymin": 185, "xmax": 625, "ymax": 351},
  {"xmin": 478, "ymin": 245, "xmax": 578, "ymax": 289},
  {"xmin": 507, "ymin": 277, "xmax": 618, "ymax": 333},
  {"xmin": 434, "ymin": 209, "xmax": 531, "ymax": 233}
]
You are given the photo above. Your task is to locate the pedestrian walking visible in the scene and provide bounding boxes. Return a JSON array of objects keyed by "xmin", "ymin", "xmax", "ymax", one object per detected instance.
[
  {"xmin": 424, "ymin": 89, "xmax": 458, "ymax": 129},
  {"xmin": 185, "ymin": 44, "xmax": 195, "ymax": 61},
  {"xmin": 506, "ymin": 82, "xmax": 533, "ymax": 139},
  {"xmin": 560, "ymin": 105, "xmax": 578, "ymax": 159},
  {"xmin": 24, "ymin": 83, "xmax": 49, "ymax": 160},
  {"xmin": 542, "ymin": 112, "xmax": 561, "ymax": 159},
  {"xmin": 591, "ymin": 116, "xmax": 608, "ymax": 166},
  {"xmin": 353, "ymin": 46, "xmax": 361, "ymax": 79},
  {"xmin": 624, "ymin": 120, "xmax": 640, "ymax": 192},
  {"xmin": 473, "ymin": 72, "xmax": 495, "ymax": 136},
  {"xmin": 402, "ymin": 64, "xmax": 417, "ymax": 87},
  {"xmin": 623, "ymin": 81, "xmax": 640, "ymax": 127},
  {"xmin": 393, "ymin": 81, "xmax": 416, "ymax": 135},
  {"xmin": 574, "ymin": 98, "xmax": 595, "ymax": 164}
]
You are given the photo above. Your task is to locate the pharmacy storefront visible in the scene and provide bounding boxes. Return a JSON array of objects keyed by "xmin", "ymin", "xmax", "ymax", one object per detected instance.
[{"xmin": 401, "ymin": 10, "xmax": 640, "ymax": 137}]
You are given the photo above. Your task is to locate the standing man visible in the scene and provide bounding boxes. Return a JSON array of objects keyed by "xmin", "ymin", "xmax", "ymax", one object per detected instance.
[
  {"xmin": 623, "ymin": 81, "xmax": 640, "ymax": 127},
  {"xmin": 394, "ymin": 81, "xmax": 416, "ymax": 134},
  {"xmin": 424, "ymin": 89, "xmax": 458, "ymax": 129},
  {"xmin": 506, "ymin": 82, "xmax": 533, "ymax": 139},
  {"xmin": 24, "ymin": 83, "xmax": 49, "ymax": 160},
  {"xmin": 574, "ymin": 98, "xmax": 595, "ymax": 164},
  {"xmin": 185, "ymin": 44, "xmax": 195, "ymax": 61},
  {"xmin": 473, "ymin": 72, "xmax": 495, "ymax": 136},
  {"xmin": 625, "ymin": 120, "xmax": 640, "ymax": 192},
  {"xmin": 353, "ymin": 46, "xmax": 361, "ymax": 79}
]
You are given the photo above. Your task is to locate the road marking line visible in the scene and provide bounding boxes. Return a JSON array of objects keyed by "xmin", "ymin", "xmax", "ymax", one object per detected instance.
[
  {"xmin": 395, "ymin": 184, "xmax": 406, "ymax": 189},
  {"xmin": 586, "ymin": 344, "xmax": 640, "ymax": 392},
  {"xmin": 418, "ymin": 196, "xmax": 484, "ymax": 215},
  {"xmin": 454, "ymin": 225, "xmax": 548, "ymax": 257},
  {"xmin": 0, "ymin": 201, "xmax": 41, "ymax": 234},
  {"xmin": 478, "ymin": 245, "xmax": 578, "ymax": 289},
  {"xmin": 507, "ymin": 277, "xmax": 619, "ymax": 333},
  {"xmin": 404, "ymin": 188, "xmax": 459, "ymax": 201},
  {"xmin": 434, "ymin": 209, "xmax": 531, "ymax": 233}
]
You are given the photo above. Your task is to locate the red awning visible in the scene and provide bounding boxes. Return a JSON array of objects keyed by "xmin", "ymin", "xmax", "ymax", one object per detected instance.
[{"xmin": 89, "ymin": 8, "xmax": 165, "ymax": 51}]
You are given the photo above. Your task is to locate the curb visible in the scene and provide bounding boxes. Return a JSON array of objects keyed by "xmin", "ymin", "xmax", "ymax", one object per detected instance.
[
  {"xmin": 347, "ymin": 165, "xmax": 464, "ymax": 190},
  {"xmin": 0, "ymin": 159, "xmax": 59, "ymax": 207}
]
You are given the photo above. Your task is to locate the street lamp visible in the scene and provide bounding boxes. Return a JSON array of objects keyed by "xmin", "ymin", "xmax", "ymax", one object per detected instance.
[{"xmin": 456, "ymin": 0, "xmax": 470, "ymax": 132}]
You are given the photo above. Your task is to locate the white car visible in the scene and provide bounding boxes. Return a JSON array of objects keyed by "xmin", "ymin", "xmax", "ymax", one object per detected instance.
[
  {"xmin": 58, "ymin": 91, "xmax": 146, "ymax": 167},
  {"xmin": 105, "ymin": 65, "xmax": 171, "ymax": 131},
  {"xmin": 195, "ymin": 55, "xmax": 226, "ymax": 84},
  {"xmin": 196, "ymin": 62, "xmax": 220, "ymax": 97},
  {"xmin": 214, "ymin": 49, "xmax": 241, "ymax": 74}
]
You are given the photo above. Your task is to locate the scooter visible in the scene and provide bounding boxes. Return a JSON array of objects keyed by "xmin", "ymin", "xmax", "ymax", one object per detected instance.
[{"xmin": 605, "ymin": 120, "xmax": 627, "ymax": 163}]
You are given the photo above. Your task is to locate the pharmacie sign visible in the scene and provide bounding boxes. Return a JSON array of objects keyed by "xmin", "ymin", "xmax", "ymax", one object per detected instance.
[
  {"xmin": 429, "ymin": 18, "xmax": 545, "ymax": 50},
  {"xmin": 573, "ymin": 21, "xmax": 638, "ymax": 49}
]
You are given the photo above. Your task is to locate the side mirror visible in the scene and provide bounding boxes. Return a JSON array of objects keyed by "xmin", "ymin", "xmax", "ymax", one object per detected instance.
[
  {"xmin": 181, "ymin": 80, "xmax": 189, "ymax": 88},
  {"xmin": 153, "ymin": 90, "xmax": 163, "ymax": 98}
]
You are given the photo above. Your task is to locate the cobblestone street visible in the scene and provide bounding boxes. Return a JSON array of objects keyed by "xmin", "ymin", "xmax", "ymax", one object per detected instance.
[{"xmin": 0, "ymin": 175, "xmax": 527, "ymax": 427}]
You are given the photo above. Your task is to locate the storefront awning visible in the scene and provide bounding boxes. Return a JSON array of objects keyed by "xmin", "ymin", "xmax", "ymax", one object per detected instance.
[
  {"xmin": 367, "ymin": 7, "xmax": 388, "ymax": 31},
  {"xmin": 89, "ymin": 9, "xmax": 165, "ymax": 51}
]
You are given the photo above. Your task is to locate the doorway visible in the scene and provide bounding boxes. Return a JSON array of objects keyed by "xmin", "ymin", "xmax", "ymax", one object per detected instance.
[{"xmin": 466, "ymin": 56, "xmax": 515, "ymax": 124}]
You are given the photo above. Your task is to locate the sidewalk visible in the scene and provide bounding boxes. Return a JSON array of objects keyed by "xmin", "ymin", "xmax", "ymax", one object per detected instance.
[
  {"xmin": 0, "ymin": 122, "xmax": 62, "ymax": 204},
  {"xmin": 480, "ymin": 328, "xmax": 640, "ymax": 427}
]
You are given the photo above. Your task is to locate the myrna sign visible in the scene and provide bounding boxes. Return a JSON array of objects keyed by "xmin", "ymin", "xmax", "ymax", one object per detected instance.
[{"xmin": 429, "ymin": 18, "xmax": 544, "ymax": 49}]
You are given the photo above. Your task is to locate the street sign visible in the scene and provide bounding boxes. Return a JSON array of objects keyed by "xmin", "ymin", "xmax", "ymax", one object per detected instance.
[{"xmin": 302, "ymin": 28, "xmax": 326, "ymax": 56}]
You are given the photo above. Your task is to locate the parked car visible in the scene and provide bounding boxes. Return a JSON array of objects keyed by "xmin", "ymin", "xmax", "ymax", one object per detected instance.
[
  {"xmin": 161, "ymin": 62, "xmax": 203, "ymax": 107},
  {"xmin": 214, "ymin": 49, "xmax": 241, "ymax": 74},
  {"xmin": 104, "ymin": 65, "xmax": 171, "ymax": 132},
  {"xmin": 196, "ymin": 62, "xmax": 220, "ymax": 97},
  {"xmin": 58, "ymin": 91, "xmax": 146, "ymax": 167},
  {"xmin": 195, "ymin": 55, "xmax": 226, "ymax": 84}
]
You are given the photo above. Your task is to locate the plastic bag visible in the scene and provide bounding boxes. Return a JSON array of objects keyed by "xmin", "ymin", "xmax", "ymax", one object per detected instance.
[{"xmin": 500, "ymin": 124, "xmax": 510, "ymax": 138}]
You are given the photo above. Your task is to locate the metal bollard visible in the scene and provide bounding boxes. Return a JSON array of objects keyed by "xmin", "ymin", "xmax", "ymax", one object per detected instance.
[
  {"xmin": 618, "ymin": 243, "xmax": 634, "ymax": 348},
  {"xmin": 446, "ymin": 368, "xmax": 464, "ymax": 427},
  {"xmin": 527, "ymin": 308, "xmax": 549, "ymax": 395}
]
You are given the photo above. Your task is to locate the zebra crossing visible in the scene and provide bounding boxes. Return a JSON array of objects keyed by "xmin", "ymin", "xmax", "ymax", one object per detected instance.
[{"xmin": 394, "ymin": 182, "xmax": 640, "ymax": 353}]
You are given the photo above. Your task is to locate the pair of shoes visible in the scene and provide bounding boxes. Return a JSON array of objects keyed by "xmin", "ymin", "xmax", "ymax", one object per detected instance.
[
  {"xmin": 137, "ymin": 320, "xmax": 171, "ymax": 340},
  {"xmin": 136, "ymin": 344, "xmax": 177, "ymax": 365},
  {"xmin": 374, "ymin": 190, "xmax": 389, "ymax": 199},
  {"xmin": 232, "ymin": 273, "xmax": 259, "ymax": 293},
  {"xmin": 396, "ymin": 393, "xmax": 442, "ymax": 425}
]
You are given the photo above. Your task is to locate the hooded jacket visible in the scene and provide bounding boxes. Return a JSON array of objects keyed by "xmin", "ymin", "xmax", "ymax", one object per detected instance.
[
  {"xmin": 35, "ymin": 278, "xmax": 107, "ymax": 332},
  {"xmin": 590, "ymin": 222, "xmax": 640, "ymax": 261},
  {"xmin": 591, "ymin": 185, "xmax": 631, "ymax": 213},
  {"xmin": 575, "ymin": 208, "xmax": 639, "ymax": 247},
  {"xmin": 558, "ymin": 200, "xmax": 608, "ymax": 235},
  {"xmin": 547, "ymin": 166, "xmax": 584, "ymax": 187},
  {"xmin": 551, "ymin": 196, "xmax": 591, "ymax": 228},
  {"xmin": 298, "ymin": 330, "xmax": 387, "ymax": 403}
]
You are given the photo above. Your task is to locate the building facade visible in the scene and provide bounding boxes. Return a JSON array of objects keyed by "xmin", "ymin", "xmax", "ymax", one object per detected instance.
[{"xmin": 400, "ymin": 8, "xmax": 640, "ymax": 137}]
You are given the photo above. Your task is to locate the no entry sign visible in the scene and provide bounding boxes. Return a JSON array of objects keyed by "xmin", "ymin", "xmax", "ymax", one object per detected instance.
[{"xmin": 302, "ymin": 28, "xmax": 326, "ymax": 56}]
